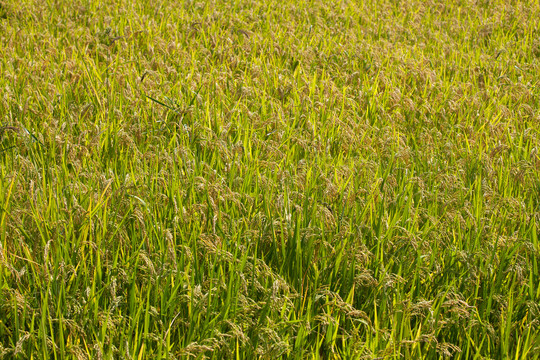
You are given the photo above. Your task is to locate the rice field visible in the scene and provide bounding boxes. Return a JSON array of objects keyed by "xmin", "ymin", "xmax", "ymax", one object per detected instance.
[{"xmin": 0, "ymin": 0, "xmax": 539, "ymax": 358}]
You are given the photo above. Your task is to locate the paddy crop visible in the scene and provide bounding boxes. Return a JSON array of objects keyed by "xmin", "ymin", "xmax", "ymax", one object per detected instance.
[{"xmin": 0, "ymin": 0, "xmax": 539, "ymax": 358}]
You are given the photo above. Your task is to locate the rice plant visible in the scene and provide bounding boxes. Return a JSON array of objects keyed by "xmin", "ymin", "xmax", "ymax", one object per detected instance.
[{"xmin": 0, "ymin": 0, "xmax": 539, "ymax": 358}]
